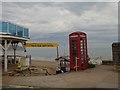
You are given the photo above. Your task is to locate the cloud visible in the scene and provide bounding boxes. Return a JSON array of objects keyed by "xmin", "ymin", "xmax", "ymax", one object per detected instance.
[
  {"xmin": 2, "ymin": 2, "xmax": 117, "ymax": 32},
  {"xmin": 2, "ymin": 2, "xmax": 118, "ymax": 36},
  {"xmin": 2, "ymin": 2, "xmax": 118, "ymax": 58}
]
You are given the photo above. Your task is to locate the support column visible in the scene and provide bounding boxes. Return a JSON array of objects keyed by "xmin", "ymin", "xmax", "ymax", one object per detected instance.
[
  {"xmin": 0, "ymin": 40, "xmax": 11, "ymax": 72},
  {"xmin": 4, "ymin": 40, "xmax": 7, "ymax": 72},
  {"xmin": 11, "ymin": 42, "xmax": 18, "ymax": 64}
]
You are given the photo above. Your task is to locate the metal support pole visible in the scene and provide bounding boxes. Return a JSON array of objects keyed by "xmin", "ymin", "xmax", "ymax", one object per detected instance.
[
  {"xmin": 13, "ymin": 48, "xmax": 16, "ymax": 64},
  {"xmin": 4, "ymin": 40, "xmax": 7, "ymax": 72},
  {"xmin": 56, "ymin": 46, "xmax": 59, "ymax": 58}
]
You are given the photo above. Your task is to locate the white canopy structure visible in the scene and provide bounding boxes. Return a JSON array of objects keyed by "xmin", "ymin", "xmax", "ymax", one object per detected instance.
[{"xmin": 0, "ymin": 21, "xmax": 30, "ymax": 72}]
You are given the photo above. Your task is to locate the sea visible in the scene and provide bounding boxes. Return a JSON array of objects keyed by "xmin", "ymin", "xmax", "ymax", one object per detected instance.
[{"xmin": 0, "ymin": 46, "xmax": 112, "ymax": 61}]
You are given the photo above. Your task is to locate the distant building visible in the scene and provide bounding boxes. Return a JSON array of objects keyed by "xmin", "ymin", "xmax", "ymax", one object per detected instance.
[{"xmin": 112, "ymin": 42, "xmax": 120, "ymax": 71}]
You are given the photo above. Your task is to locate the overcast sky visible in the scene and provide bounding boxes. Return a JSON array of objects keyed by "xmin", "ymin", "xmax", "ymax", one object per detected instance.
[{"xmin": 1, "ymin": 2, "xmax": 118, "ymax": 59}]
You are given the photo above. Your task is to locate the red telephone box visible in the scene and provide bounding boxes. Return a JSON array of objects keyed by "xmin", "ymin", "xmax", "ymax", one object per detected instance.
[{"xmin": 69, "ymin": 32, "xmax": 88, "ymax": 71}]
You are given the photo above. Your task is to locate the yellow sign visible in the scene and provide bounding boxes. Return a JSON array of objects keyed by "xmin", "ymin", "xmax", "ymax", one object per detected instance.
[{"xmin": 25, "ymin": 43, "xmax": 59, "ymax": 47}]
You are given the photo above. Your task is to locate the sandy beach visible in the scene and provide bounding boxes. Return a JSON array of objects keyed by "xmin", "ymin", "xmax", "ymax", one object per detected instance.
[{"xmin": 2, "ymin": 60, "xmax": 118, "ymax": 88}]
